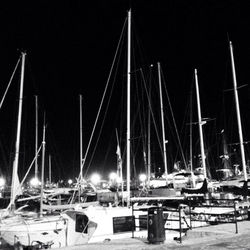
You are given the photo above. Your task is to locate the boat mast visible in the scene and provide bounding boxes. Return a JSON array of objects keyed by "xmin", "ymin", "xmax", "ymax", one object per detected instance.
[
  {"xmin": 126, "ymin": 9, "xmax": 131, "ymax": 207},
  {"xmin": 10, "ymin": 52, "xmax": 26, "ymax": 209},
  {"xmin": 49, "ymin": 154, "xmax": 52, "ymax": 184},
  {"xmin": 35, "ymin": 95, "xmax": 38, "ymax": 180},
  {"xmin": 229, "ymin": 41, "xmax": 247, "ymax": 181},
  {"xmin": 40, "ymin": 113, "xmax": 46, "ymax": 217},
  {"xmin": 194, "ymin": 69, "xmax": 207, "ymax": 179},
  {"xmin": 79, "ymin": 94, "xmax": 83, "ymax": 181},
  {"xmin": 147, "ymin": 88, "xmax": 151, "ymax": 186},
  {"xmin": 157, "ymin": 62, "xmax": 168, "ymax": 180},
  {"xmin": 79, "ymin": 94, "xmax": 83, "ymax": 202},
  {"xmin": 189, "ymin": 88, "xmax": 195, "ymax": 187}
]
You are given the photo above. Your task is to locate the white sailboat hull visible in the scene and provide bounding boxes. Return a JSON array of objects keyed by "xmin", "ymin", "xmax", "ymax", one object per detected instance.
[
  {"xmin": 0, "ymin": 215, "xmax": 71, "ymax": 248},
  {"xmin": 0, "ymin": 205, "xmax": 148, "ymax": 248}
]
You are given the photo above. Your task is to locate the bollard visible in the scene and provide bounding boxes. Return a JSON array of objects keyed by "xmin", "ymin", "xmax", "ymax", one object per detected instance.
[{"xmin": 147, "ymin": 207, "xmax": 165, "ymax": 244}]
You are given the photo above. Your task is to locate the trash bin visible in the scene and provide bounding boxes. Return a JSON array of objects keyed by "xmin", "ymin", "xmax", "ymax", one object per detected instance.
[{"xmin": 147, "ymin": 207, "xmax": 165, "ymax": 244}]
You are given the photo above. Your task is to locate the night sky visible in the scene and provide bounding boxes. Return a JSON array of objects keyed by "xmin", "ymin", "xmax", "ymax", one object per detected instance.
[{"xmin": 0, "ymin": 0, "xmax": 250, "ymax": 183}]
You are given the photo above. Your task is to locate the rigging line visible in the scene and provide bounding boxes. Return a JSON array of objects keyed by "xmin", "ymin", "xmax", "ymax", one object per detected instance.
[
  {"xmin": 136, "ymin": 73, "xmax": 147, "ymax": 153},
  {"xmin": 131, "ymin": 108, "xmax": 145, "ymax": 174},
  {"xmin": 132, "ymin": 67, "xmax": 147, "ymax": 160},
  {"xmin": 160, "ymin": 67, "xmax": 188, "ymax": 169},
  {"xmin": 82, "ymin": 17, "xmax": 128, "ymax": 179},
  {"xmin": 85, "ymin": 40, "xmax": 124, "ymax": 176},
  {"xmin": 139, "ymin": 68, "xmax": 163, "ymax": 156},
  {"xmin": 180, "ymin": 91, "xmax": 191, "ymax": 159},
  {"xmin": 0, "ymin": 56, "xmax": 21, "ymax": 110},
  {"xmin": 140, "ymin": 68, "xmax": 152, "ymax": 172},
  {"xmin": 85, "ymin": 21, "xmax": 126, "ymax": 177},
  {"xmin": 6, "ymin": 143, "xmax": 43, "ymax": 210},
  {"xmin": 180, "ymin": 78, "xmax": 194, "ymax": 166},
  {"xmin": 179, "ymin": 79, "xmax": 194, "ymax": 155},
  {"xmin": 126, "ymin": 60, "xmax": 143, "ymax": 178},
  {"xmin": 132, "ymin": 15, "xmax": 150, "ymax": 71}
]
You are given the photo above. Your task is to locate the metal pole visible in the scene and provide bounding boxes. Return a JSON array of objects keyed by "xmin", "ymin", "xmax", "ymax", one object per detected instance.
[
  {"xmin": 147, "ymin": 92, "xmax": 151, "ymax": 186},
  {"xmin": 194, "ymin": 69, "xmax": 207, "ymax": 179},
  {"xmin": 189, "ymin": 90, "xmax": 195, "ymax": 187},
  {"xmin": 234, "ymin": 201, "xmax": 238, "ymax": 234},
  {"xmin": 35, "ymin": 95, "xmax": 38, "ymax": 180},
  {"xmin": 179, "ymin": 206, "xmax": 182, "ymax": 243},
  {"xmin": 157, "ymin": 62, "xmax": 168, "ymax": 179},
  {"xmin": 40, "ymin": 113, "xmax": 46, "ymax": 217},
  {"xmin": 10, "ymin": 52, "xmax": 26, "ymax": 209},
  {"xmin": 79, "ymin": 94, "xmax": 83, "ymax": 181},
  {"xmin": 49, "ymin": 154, "xmax": 51, "ymax": 184},
  {"xmin": 229, "ymin": 41, "xmax": 247, "ymax": 181},
  {"xmin": 126, "ymin": 9, "xmax": 131, "ymax": 207}
]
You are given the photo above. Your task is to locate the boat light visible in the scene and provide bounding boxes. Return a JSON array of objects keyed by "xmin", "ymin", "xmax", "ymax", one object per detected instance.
[
  {"xmin": 0, "ymin": 177, "xmax": 5, "ymax": 187},
  {"xmin": 30, "ymin": 177, "xmax": 40, "ymax": 187},
  {"xmin": 116, "ymin": 176, "xmax": 122, "ymax": 183},
  {"xmin": 139, "ymin": 173, "xmax": 147, "ymax": 182},
  {"xmin": 90, "ymin": 173, "xmax": 101, "ymax": 186},
  {"xmin": 109, "ymin": 172, "xmax": 117, "ymax": 181}
]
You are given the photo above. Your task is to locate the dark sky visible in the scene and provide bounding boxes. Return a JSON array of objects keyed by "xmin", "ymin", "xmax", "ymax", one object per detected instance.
[{"xmin": 1, "ymin": 0, "xmax": 250, "ymax": 183}]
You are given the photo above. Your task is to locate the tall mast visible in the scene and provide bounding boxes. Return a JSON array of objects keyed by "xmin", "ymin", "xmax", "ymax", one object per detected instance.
[
  {"xmin": 79, "ymin": 94, "xmax": 83, "ymax": 181},
  {"xmin": 147, "ymin": 88, "xmax": 151, "ymax": 186},
  {"xmin": 157, "ymin": 62, "xmax": 168, "ymax": 179},
  {"xmin": 10, "ymin": 52, "xmax": 26, "ymax": 208},
  {"xmin": 40, "ymin": 113, "xmax": 46, "ymax": 217},
  {"xmin": 189, "ymin": 88, "xmax": 195, "ymax": 187},
  {"xmin": 229, "ymin": 41, "xmax": 247, "ymax": 181},
  {"xmin": 194, "ymin": 69, "xmax": 207, "ymax": 179},
  {"xmin": 35, "ymin": 95, "xmax": 38, "ymax": 180},
  {"xmin": 126, "ymin": 9, "xmax": 131, "ymax": 206},
  {"xmin": 49, "ymin": 154, "xmax": 52, "ymax": 184}
]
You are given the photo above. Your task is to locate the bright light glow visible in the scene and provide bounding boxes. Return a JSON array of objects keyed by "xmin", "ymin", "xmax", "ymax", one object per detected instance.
[
  {"xmin": 0, "ymin": 177, "xmax": 5, "ymax": 187},
  {"xmin": 90, "ymin": 173, "xmax": 101, "ymax": 186},
  {"xmin": 116, "ymin": 176, "xmax": 122, "ymax": 183},
  {"xmin": 68, "ymin": 179, "xmax": 73, "ymax": 185},
  {"xmin": 109, "ymin": 172, "xmax": 117, "ymax": 181},
  {"xmin": 139, "ymin": 174, "xmax": 147, "ymax": 182},
  {"xmin": 30, "ymin": 177, "xmax": 40, "ymax": 187}
]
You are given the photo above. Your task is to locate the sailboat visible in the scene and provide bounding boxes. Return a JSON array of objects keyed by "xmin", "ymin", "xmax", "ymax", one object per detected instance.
[
  {"xmin": 0, "ymin": 53, "xmax": 26, "ymax": 218},
  {"xmin": 181, "ymin": 69, "xmax": 208, "ymax": 194},
  {"xmin": 219, "ymin": 41, "xmax": 250, "ymax": 194}
]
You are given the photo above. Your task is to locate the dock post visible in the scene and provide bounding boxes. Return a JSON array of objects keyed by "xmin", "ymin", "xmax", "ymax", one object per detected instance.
[{"xmin": 234, "ymin": 200, "xmax": 238, "ymax": 234}]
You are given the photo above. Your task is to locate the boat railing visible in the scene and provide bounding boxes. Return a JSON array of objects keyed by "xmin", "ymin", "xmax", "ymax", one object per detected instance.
[
  {"xmin": 130, "ymin": 197, "xmax": 250, "ymax": 244},
  {"xmin": 186, "ymin": 197, "xmax": 250, "ymax": 234}
]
